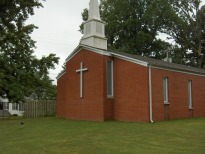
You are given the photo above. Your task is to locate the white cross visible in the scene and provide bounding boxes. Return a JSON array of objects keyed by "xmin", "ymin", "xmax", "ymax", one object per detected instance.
[{"xmin": 76, "ymin": 62, "xmax": 88, "ymax": 98}]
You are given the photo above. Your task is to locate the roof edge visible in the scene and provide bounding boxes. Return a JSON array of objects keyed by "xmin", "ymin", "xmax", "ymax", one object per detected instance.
[
  {"xmin": 65, "ymin": 44, "xmax": 111, "ymax": 63},
  {"xmin": 152, "ymin": 65, "xmax": 205, "ymax": 77},
  {"xmin": 56, "ymin": 70, "xmax": 66, "ymax": 80},
  {"xmin": 111, "ymin": 52, "xmax": 148, "ymax": 67}
]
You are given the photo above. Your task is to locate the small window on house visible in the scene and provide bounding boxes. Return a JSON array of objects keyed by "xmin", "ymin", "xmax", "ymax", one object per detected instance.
[
  {"xmin": 107, "ymin": 61, "xmax": 114, "ymax": 97},
  {"xmin": 163, "ymin": 77, "xmax": 169, "ymax": 104},
  {"xmin": 4, "ymin": 102, "xmax": 9, "ymax": 110},
  {"xmin": 12, "ymin": 103, "xmax": 18, "ymax": 110},
  {"xmin": 0, "ymin": 102, "xmax": 3, "ymax": 110},
  {"xmin": 19, "ymin": 103, "xmax": 24, "ymax": 111},
  {"xmin": 188, "ymin": 80, "xmax": 193, "ymax": 109}
]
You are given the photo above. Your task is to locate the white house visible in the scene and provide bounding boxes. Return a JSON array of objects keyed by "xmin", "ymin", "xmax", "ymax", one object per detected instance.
[{"xmin": 0, "ymin": 96, "xmax": 24, "ymax": 116}]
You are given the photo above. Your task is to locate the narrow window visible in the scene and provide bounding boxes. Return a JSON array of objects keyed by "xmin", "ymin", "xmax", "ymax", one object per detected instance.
[
  {"xmin": 107, "ymin": 61, "xmax": 113, "ymax": 97},
  {"xmin": 188, "ymin": 80, "xmax": 193, "ymax": 109},
  {"xmin": 163, "ymin": 77, "xmax": 169, "ymax": 104}
]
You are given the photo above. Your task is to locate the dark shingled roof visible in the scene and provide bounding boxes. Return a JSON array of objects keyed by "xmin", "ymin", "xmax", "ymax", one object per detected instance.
[{"xmin": 110, "ymin": 50, "xmax": 205, "ymax": 76}]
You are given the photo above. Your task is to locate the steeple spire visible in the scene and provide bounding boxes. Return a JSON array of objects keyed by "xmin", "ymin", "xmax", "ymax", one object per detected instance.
[
  {"xmin": 89, "ymin": 0, "xmax": 101, "ymax": 20},
  {"xmin": 80, "ymin": 0, "xmax": 107, "ymax": 50}
]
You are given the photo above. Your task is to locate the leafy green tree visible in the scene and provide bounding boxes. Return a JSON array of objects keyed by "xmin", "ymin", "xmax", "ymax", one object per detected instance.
[
  {"xmin": 161, "ymin": 0, "xmax": 205, "ymax": 68},
  {"xmin": 202, "ymin": 6, "xmax": 205, "ymax": 68},
  {"xmin": 0, "ymin": 0, "xmax": 59, "ymax": 102},
  {"xmin": 79, "ymin": 8, "xmax": 89, "ymax": 34}
]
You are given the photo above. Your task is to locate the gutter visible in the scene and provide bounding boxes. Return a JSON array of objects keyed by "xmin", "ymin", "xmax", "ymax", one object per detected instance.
[{"xmin": 149, "ymin": 64, "xmax": 154, "ymax": 123}]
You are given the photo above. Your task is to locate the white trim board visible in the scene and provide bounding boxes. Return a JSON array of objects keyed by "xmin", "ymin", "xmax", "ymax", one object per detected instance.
[
  {"xmin": 66, "ymin": 45, "xmax": 149, "ymax": 67},
  {"xmin": 65, "ymin": 44, "xmax": 111, "ymax": 63},
  {"xmin": 111, "ymin": 52, "xmax": 148, "ymax": 67}
]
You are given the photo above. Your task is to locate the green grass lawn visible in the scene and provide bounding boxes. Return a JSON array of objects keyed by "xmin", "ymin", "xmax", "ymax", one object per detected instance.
[{"xmin": 0, "ymin": 117, "xmax": 205, "ymax": 154}]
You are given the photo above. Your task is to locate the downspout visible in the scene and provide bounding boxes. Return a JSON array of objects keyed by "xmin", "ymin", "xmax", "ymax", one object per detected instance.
[{"xmin": 149, "ymin": 64, "xmax": 154, "ymax": 123}]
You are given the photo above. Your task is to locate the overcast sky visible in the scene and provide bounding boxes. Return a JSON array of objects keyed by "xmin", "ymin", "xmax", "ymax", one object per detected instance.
[
  {"xmin": 27, "ymin": 0, "xmax": 91, "ymax": 84},
  {"xmin": 27, "ymin": 0, "xmax": 205, "ymax": 85}
]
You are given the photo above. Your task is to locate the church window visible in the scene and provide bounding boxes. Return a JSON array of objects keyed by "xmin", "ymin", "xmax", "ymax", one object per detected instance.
[
  {"xmin": 107, "ymin": 61, "xmax": 113, "ymax": 97},
  {"xmin": 188, "ymin": 80, "xmax": 193, "ymax": 109},
  {"xmin": 163, "ymin": 77, "xmax": 169, "ymax": 104}
]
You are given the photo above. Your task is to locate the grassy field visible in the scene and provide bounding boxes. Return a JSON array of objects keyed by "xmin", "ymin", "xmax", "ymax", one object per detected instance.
[{"xmin": 0, "ymin": 117, "xmax": 205, "ymax": 154}]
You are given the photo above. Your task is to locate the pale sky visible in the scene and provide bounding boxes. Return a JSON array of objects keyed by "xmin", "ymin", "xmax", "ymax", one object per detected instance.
[
  {"xmin": 27, "ymin": 0, "xmax": 205, "ymax": 85},
  {"xmin": 27, "ymin": 0, "xmax": 91, "ymax": 84}
]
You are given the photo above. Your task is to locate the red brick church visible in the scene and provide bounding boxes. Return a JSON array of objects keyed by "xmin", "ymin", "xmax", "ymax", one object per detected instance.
[{"xmin": 57, "ymin": 0, "xmax": 205, "ymax": 122}]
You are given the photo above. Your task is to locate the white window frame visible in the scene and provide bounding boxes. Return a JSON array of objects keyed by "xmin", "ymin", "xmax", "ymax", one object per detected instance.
[
  {"xmin": 107, "ymin": 60, "xmax": 114, "ymax": 97},
  {"xmin": 163, "ymin": 77, "xmax": 169, "ymax": 104},
  {"xmin": 19, "ymin": 103, "xmax": 24, "ymax": 111},
  {"xmin": 188, "ymin": 80, "xmax": 193, "ymax": 109},
  {"xmin": 12, "ymin": 103, "xmax": 18, "ymax": 110}
]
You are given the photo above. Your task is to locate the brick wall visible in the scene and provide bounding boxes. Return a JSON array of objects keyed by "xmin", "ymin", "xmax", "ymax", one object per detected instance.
[
  {"xmin": 103, "ymin": 56, "xmax": 114, "ymax": 120},
  {"xmin": 57, "ymin": 49, "xmax": 114, "ymax": 121},
  {"xmin": 57, "ymin": 74, "xmax": 67, "ymax": 118},
  {"xmin": 152, "ymin": 68, "xmax": 205, "ymax": 121},
  {"xmin": 113, "ymin": 58, "xmax": 150, "ymax": 122},
  {"xmin": 57, "ymin": 48, "xmax": 205, "ymax": 122}
]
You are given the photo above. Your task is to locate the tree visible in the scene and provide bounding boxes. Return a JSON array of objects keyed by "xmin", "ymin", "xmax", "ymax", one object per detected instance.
[
  {"xmin": 160, "ymin": 0, "xmax": 205, "ymax": 68},
  {"xmin": 0, "ymin": 0, "xmax": 59, "ymax": 102},
  {"xmin": 202, "ymin": 6, "xmax": 205, "ymax": 68},
  {"xmin": 80, "ymin": 0, "xmax": 171, "ymax": 59}
]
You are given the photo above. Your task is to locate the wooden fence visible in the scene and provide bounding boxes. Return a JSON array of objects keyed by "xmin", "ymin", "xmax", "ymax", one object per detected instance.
[
  {"xmin": 0, "ymin": 110, "xmax": 10, "ymax": 117},
  {"xmin": 24, "ymin": 100, "xmax": 56, "ymax": 118}
]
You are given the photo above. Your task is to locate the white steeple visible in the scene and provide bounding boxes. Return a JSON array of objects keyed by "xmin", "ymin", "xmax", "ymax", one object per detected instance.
[
  {"xmin": 80, "ymin": 0, "xmax": 107, "ymax": 50},
  {"xmin": 88, "ymin": 0, "xmax": 101, "ymax": 20}
]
